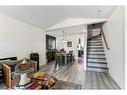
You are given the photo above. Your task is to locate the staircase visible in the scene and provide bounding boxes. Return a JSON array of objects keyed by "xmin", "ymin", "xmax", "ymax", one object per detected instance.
[{"xmin": 87, "ymin": 34, "xmax": 108, "ymax": 73}]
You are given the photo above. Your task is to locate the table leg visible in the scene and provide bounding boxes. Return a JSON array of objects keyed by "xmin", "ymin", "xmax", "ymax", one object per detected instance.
[{"xmin": 65, "ymin": 55, "xmax": 67, "ymax": 65}]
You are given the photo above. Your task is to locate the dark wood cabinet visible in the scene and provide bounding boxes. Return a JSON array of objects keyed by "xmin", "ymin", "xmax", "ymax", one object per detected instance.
[
  {"xmin": 30, "ymin": 53, "xmax": 39, "ymax": 71},
  {"xmin": 46, "ymin": 51, "xmax": 55, "ymax": 63},
  {"xmin": 46, "ymin": 35, "xmax": 56, "ymax": 63}
]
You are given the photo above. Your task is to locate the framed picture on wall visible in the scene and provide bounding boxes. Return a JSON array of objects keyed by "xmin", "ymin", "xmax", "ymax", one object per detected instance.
[{"xmin": 67, "ymin": 41, "xmax": 72, "ymax": 47}]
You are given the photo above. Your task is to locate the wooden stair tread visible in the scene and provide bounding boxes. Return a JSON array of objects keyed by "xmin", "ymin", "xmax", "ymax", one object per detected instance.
[
  {"xmin": 87, "ymin": 61, "xmax": 107, "ymax": 64},
  {"xmin": 87, "ymin": 57, "xmax": 106, "ymax": 60},
  {"xmin": 87, "ymin": 66, "xmax": 108, "ymax": 70}
]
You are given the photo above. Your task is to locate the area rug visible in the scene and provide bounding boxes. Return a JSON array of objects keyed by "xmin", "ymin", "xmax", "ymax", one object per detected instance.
[
  {"xmin": 8, "ymin": 80, "xmax": 82, "ymax": 89},
  {"xmin": 51, "ymin": 80, "xmax": 82, "ymax": 89}
]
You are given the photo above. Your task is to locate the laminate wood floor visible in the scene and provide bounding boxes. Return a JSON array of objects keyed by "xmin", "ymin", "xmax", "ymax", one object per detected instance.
[{"xmin": 40, "ymin": 60, "xmax": 120, "ymax": 89}]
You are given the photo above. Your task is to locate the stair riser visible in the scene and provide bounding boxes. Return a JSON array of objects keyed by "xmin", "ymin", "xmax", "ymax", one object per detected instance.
[
  {"xmin": 88, "ymin": 36, "xmax": 101, "ymax": 40},
  {"xmin": 87, "ymin": 40, "xmax": 102, "ymax": 43},
  {"xmin": 87, "ymin": 63, "xmax": 107, "ymax": 68},
  {"xmin": 87, "ymin": 47, "xmax": 103, "ymax": 49},
  {"xmin": 87, "ymin": 44, "xmax": 103, "ymax": 46},
  {"xmin": 87, "ymin": 42, "xmax": 102, "ymax": 44},
  {"xmin": 87, "ymin": 60, "xmax": 106, "ymax": 63},
  {"xmin": 87, "ymin": 55, "xmax": 106, "ymax": 58},
  {"xmin": 87, "ymin": 67, "xmax": 108, "ymax": 73},
  {"xmin": 87, "ymin": 45, "xmax": 103, "ymax": 47},
  {"xmin": 87, "ymin": 52, "xmax": 105, "ymax": 55},
  {"xmin": 87, "ymin": 57, "xmax": 106, "ymax": 60},
  {"xmin": 89, "ymin": 40, "xmax": 102, "ymax": 42},
  {"xmin": 87, "ymin": 59, "xmax": 106, "ymax": 63},
  {"xmin": 87, "ymin": 54, "xmax": 105, "ymax": 56},
  {"xmin": 92, "ymin": 36, "xmax": 101, "ymax": 38},
  {"xmin": 87, "ymin": 48, "xmax": 104, "ymax": 50},
  {"xmin": 87, "ymin": 50, "xmax": 104, "ymax": 52},
  {"xmin": 90, "ymin": 38, "xmax": 102, "ymax": 41}
]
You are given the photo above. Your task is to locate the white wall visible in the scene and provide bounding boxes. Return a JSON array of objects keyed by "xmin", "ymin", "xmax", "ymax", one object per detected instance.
[
  {"xmin": 46, "ymin": 25, "xmax": 85, "ymax": 37},
  {"xmin": 102, "ymin": 6, "xmax": 125, "ymax": 89},
  {"xmin": 56, "ymin": 34, "xmax": 85, "ymax": 60},
  {"xmin": 0, "ymin": 13, "xmax": 46, "ymax": 66},
  {"xmin": 47, "ymin": 24, "xmax": 87, "ymax": 70},
  {"xmin": 47, "ymin": 18, "xmax": 107, "ymax": 30},
  {"xmin": 83, "ymin": 25, "xmax": 87, "ymax": 70},
  {"xmin": 48, "ymin": 25, "xmax": 85, "ymax": 60}
]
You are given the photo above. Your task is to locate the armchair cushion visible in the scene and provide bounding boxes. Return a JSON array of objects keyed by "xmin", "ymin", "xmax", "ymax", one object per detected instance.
[
  {"xmin": 10, "ymin": 64, "xmax": 16, "ymax": 72},
  {"xmin": 15, "ymin": 62, "xmax": 32, "ymax": 72},
  {"xmin": 4, "ymin": 59, "xmax": 23, "ymax": 72}
]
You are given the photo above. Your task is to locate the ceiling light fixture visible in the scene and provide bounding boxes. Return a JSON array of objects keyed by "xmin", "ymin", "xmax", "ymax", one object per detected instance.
[
  {"xmin": 97, "ymin": 10, "xmax": 101, "ymax": 12},
  {"xmin": 62, "ymin": 31, "xmax": 67, "ymax": 43}
]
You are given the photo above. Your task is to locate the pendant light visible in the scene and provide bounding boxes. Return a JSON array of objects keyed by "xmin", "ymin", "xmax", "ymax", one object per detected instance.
[{"xmin": 62, "ymin": 31, "xmax": 67, "ymax": 43}]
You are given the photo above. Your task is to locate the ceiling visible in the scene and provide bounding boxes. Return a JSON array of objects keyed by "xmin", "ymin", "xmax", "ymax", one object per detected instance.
[
  {"xmin": 46, "ymin": 18, "xmax": 107, "ymax": 30},
  {"xmin": 46, "ymin": 25, "xmax": 85, "ymax": 37},
  {"xmin": 0, "ymin": 6, "xmax": 116, "ymax": 30}
]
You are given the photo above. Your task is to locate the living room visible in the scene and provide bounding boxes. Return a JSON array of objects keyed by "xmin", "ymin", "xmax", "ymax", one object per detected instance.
[{"xmin": 0, "ymin": 6, "xmax": 125, "ymax": 90}]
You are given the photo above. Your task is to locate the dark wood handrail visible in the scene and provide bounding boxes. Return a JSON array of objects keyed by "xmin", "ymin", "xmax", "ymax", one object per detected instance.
[{"xmin": 100, "ymin": 27, "xmax": 110, "ymax": 50}]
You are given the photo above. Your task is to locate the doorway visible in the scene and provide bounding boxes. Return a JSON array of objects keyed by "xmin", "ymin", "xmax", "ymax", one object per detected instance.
[{"xmin": 46, "ymin": 35, "xmax": 56, "ymax": 63}]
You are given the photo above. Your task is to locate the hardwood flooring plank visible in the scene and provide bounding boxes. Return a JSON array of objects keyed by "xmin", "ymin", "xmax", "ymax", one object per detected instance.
[
  {"xmin": 84, "ymin": 71, "xmax": 92, "ymax": 89},
  {"xmin": 95, "ymin": 73, "xmax": 100, "ymax": 89},
  {"xmin": 73, "ymin": 64, "xmax": 83, "ymax": 84},
  {"xmin": 96, "ymin": 72, "xmax": 107, "ymax": 89},
  {"xmin": 91, "ymin": 72, "xmax": 99, "ymax": 89},
  {"xmin": 101, "ymin": 73, "xmax": 114, "ymax": 89},
  {"xmin": 39, "ymin": 60, "xmax": 120, "ymax": 90},
  {"xmin": 66, "ymin": 64, "xmax": 79, "ymax": 83},
  {"xmin": 59, "ymin": 63, "xmax": 76, "ymax": 81},
  {"xmin": 0, "ymin": 59, "xmax": 121, "ymax": 89},
  {"xmin": 99, "ymin": 73, "xmax": 111, "ymax": 89},
  {"xmin": 105, "ymin": 73, "xmax": 120, "ymax": 89},
  {"xmin": 55, "ymin": 63, "xmax": 75, "ymax": 80}
]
